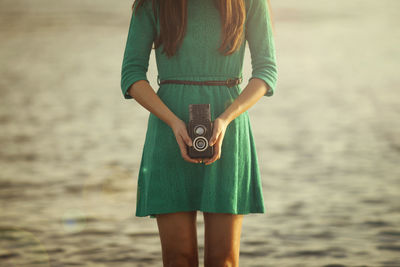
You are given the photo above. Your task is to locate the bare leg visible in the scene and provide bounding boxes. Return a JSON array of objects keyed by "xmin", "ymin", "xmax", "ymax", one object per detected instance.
[
  {"xmin": 203, "ymin": 212, "xmax": 243, "ymax": 267},
  {"xmin": 156, "ymin": 211, "xmax": 199, "ymax": 267}
]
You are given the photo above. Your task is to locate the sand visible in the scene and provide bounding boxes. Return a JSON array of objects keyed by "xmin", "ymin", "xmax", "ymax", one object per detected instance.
[{"xmin": 0, "ymin": 0, "xmax": 399, "ymax": 266}]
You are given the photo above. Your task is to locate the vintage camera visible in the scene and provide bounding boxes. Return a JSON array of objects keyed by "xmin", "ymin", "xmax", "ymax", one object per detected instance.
[{"xmin": 187, "ymin": 104, "xmax": 214, "ymax": 158}]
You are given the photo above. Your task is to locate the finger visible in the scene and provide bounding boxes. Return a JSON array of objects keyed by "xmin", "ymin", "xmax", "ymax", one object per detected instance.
[
  {"xmin": 181, "ymin": 130, "xmax": 193, "ymax": 147},
  {"xmin": 185, "ymin": 155, "xmax": 200, "ymax": 164},
  {"xmin": 204, "ymin": 140, "xmax": 221, "ymax": 165},
  {"xmin": 204, "ymin": 144, "xmax": 217, "ymax": 164},
  {"xmin": 181, "ymin": 136, "xmax": 202, "ymax": 163},
  {"xmin": 204, "ymin": 152, "xmax": 218, "ymax": 165},
  {"xmin": 209, "ymin": 127, "xmax": 220, "ymax": 147},
  {"xmin": 176, "ymin": 136, "xmax": 198, "ymax": 164},
  {"xmin": 182, "ymin": 149, "xmax": 199, "ymax": 163},
  {"xmin": 206, "ymin": 134, "xmax": 223, "ymax": 164}
]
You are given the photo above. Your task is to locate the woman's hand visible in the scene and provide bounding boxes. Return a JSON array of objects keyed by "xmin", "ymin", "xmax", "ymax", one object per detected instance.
[
  {"xmin": 204, "ymin": 117, "xmax": 229, "ymax": 165},
  {"xmin": 170, "ymin": 118, "xmax": 201, "ymax": 164}
]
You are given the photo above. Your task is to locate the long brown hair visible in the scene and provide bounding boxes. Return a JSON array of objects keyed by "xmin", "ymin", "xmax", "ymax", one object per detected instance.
[{"xmin": 132, "ymin": 0, "xmax": 246, "ymax": 58}]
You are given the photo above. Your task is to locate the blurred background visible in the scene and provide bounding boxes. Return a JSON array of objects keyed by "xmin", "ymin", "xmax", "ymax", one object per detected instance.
[{"xmin": 0, "ymin": 0, "xmax": 399, "ymax": 266}]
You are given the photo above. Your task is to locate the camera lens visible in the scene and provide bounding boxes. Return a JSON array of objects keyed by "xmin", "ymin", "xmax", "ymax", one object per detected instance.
[
  {"xmin": 197, "ymin": 140, "xmax": 205, "ymax": 149},
  {"xmin": 194, "ymin": 125, "xmax": 206, "ymax": 136},
  {"xmin": 193, "ymin": 136, "xmax": 208, "ymax": 152}
]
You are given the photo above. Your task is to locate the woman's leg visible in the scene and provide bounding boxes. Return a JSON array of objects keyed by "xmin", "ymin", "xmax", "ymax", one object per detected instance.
[
  {"xmin": 203, "ymin": 212, "xmax": 244, "ymax": 267},
  {"xmin": 156, "ymin": 211, "xmax": 199, "ymax": 267}
]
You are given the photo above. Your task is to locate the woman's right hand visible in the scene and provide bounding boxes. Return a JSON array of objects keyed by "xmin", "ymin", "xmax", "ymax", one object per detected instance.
[{"xmin": 170, "ymin": 118, "xmax": 201, "ymax": 164}]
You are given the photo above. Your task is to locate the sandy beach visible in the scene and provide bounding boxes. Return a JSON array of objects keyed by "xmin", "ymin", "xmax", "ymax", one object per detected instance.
[{"xmin": 0, "ymin": 0, "xmax": 399, "ymax": 266}]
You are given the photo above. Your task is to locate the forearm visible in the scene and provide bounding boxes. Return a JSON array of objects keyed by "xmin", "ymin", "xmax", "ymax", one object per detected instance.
[
  {"xmin": 218, "ymin": 78, "xmax": 269, "ymax": 124},
  {"xmin": 127, "ymin": 80, "xmax": 180, "ymax": 127}
]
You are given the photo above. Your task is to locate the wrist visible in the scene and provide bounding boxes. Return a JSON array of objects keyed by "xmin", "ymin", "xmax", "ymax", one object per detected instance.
[
  {"xmin": 166, "ymin": 114, "xmax": 181, "ymax": 129},
  {"xmin": 216, "ymin": 114, "xmax": 231, "ymax": 126}
]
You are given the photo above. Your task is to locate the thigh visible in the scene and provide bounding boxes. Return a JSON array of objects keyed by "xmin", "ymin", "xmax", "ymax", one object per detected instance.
[
  {"xmin": 156, "ymin": 211, "xmax": 198, "ymax": 264},
  {"xmin": 203, "ymin": 212, "xmax": 243, "ymax": 265}
]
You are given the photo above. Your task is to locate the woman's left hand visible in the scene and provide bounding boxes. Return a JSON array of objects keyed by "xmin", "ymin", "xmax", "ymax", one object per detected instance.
[{"xmin": 204, "ymin": 117, "xmax": 229, "ymax": 165}]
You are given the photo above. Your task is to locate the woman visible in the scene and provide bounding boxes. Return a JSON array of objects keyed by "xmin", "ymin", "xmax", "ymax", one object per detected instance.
[{"xmin": 120, "ymin": 0, "xmax": 277, "ymax": 266}]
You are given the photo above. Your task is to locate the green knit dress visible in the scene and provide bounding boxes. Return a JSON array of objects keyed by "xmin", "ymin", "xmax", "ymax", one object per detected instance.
[{"xmin": 120, "ymin": 0, "xmax": 277, "ymax": 218}]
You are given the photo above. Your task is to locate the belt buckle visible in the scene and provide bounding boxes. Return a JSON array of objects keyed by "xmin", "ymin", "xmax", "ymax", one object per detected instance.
[{"xmin": 226, "ymin": 78, "xmax": 235, "ymax": 88}]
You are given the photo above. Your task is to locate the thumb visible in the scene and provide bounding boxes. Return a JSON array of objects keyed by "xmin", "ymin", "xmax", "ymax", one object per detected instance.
[
  {"xmin": 182, "ymin": 131, "xmax": 193, "ymax": 147},
  {"xmin": 209, "ymin": 128, "xmax": 219, "ymax": 147}
]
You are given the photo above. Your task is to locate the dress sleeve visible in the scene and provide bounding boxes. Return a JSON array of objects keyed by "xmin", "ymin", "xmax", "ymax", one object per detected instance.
[
  {"xmin": 120, "ymin": 1, "xmax": 156, "ymax": 99},
  {"xmin": 245, "ymin": 0, "xmax": 278, "ymax": 97}
]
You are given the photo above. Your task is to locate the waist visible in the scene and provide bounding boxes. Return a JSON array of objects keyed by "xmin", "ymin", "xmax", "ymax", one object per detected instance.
[{"xmin": 157, "ymin": 74, "xmax": 243, "ymax": 88}]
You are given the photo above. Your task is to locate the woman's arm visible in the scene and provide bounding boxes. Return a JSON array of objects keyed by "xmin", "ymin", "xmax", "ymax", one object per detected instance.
[
  {"xmin": 219, "ymin": 0, "xmax": 278, "ymax": 125},
  {"xmin": 121, "ymin": 2, "xmax": 198, "ymax": 163},
  {"xmin": 205, "ymin": 0, "xmax": 277, "ymax": 164},
  {"xmin": 204, "ymin": 78, "xmax": 267, "ymax": 165},
  {"xmin": 121, "ymin": 1, "xmax": 181, "ymax": 128},
  {"xmin": 126, "ymin": 80, "xmax": 180, "ymax": 128},
  {"xmin": 217, "ymin": 77, "xmax": 269, "ymax": 125},
  {"xmin": 127, "ymin": 81, "xmax": 200, "ymax": 163}
]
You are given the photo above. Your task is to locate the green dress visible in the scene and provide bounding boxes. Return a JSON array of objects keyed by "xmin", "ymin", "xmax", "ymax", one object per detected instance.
[{"xmin": 120, "ymin": 0, "xmax": 277, "ymax": 218}]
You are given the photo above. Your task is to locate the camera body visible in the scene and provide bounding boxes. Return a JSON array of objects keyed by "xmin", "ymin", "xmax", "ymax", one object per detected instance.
[{"xmin": 187, "ymin": 104, "xmax": 214, "ymax": 158}]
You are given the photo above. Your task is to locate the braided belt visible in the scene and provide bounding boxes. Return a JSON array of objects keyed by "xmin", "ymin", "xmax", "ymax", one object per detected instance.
[{"xmin": 157, "ymin": 77, "xmax": 242, "ymax": 88}]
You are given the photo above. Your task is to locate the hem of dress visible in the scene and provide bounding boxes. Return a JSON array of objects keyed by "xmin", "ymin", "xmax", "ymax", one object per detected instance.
[{"xmin": 135, "ymin": 206, "xmax": 266, "ymax": 219}]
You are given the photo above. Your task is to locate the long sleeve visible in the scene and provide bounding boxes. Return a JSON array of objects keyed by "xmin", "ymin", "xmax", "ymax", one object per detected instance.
[
  {"xmin": 120, "ymin": 1, "xmax": 156, "ymax": 99},
  {"xmin": 245, "ymin": 0, "xmax": 278, "ymax": 97}
]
